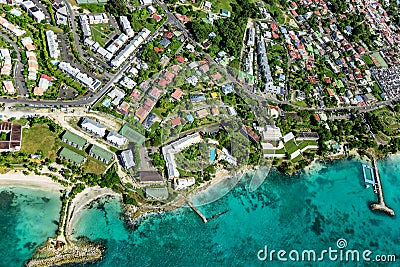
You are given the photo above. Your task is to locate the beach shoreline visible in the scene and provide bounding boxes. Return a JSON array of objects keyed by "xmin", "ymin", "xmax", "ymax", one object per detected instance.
[{"xmin": 0, "ymin": 170, "xmax": 65, "ymax": 192}]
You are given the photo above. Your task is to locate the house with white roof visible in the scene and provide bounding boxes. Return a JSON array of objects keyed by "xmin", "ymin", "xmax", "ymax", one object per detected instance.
[
  {"xmin": 106, "ymin": 131, "xmax": 127, "ymax": 147},
  {"xmin": 119, "ymin": 149, "xmax": 135, "ymax": 169},
  {"xmin": 119, "ymin": 16, "xmax": 134, "ymax": 37},
  {"xmin": 80, "ymin": 118, "xmax": 107, "ymax": 137},
  {"xmin": 45, "ymin": 30, "xmax": 60, "ymax": 60}
]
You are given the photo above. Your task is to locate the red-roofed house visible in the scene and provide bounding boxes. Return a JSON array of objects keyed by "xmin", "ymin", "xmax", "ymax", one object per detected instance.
[
  {"xmin": 135, "ymin": 107, "xmax": 149, "ymax": 122},
  {"xmin": 171, "ymin": 65, "xmax": 181, "ymax": 74},
  {"xmin": 117, "ymin": 101, "xmax": 130, "ymax": 115},
  {"xmin": 176, "ymin": 56, "xmax": 185, "ymax": 63},
  {"xmin": 314, "ymin": 113, "xmax": 321, "ymax": 121},
  {"xmin": 152, "ymin": 13, "xmax": 162, "ymax": 22},
  {"xmin": 164, "ymin": 71, "xmax": 174, "ymax": 82},
  {"xmin": 171, "ymin": 117, "xmax": 182, "ymax": 127},
  {"xmin": 130, "ymin": 89, "xmax": 141, "ymax": 100},
  {"xmin": 171, "ymin": 89, "xmax": 183, "ymax": 101},
  {"xmin": 144, "ymin": 98, "xmax": 156, "ymax": 111},
  {"xmin": 199, "ymin": 64, "xmax": 210, "ymax": 73},
  {"xmin": 326, "ymin": 88, "xmax": 335, "ymax": 97},
  {"xmin": 176, "ymin": 14, "xmax": 190, "ymax": 23},
  {"xmin": 158, "ymin": 78, "xmax": 168, "ymax": 87},
  {"xmin": 148, "ymin": 88, "xmax": 162, "ymax": 99},
  {"xmin": 211, "ymin": 72, "xmax": 222, "ymax": 80}
]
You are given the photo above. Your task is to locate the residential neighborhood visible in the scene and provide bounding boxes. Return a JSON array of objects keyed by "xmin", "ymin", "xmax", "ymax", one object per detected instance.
[{"xmin": 0, "ymin": 0, "xmax": 400, "ymax": 264}]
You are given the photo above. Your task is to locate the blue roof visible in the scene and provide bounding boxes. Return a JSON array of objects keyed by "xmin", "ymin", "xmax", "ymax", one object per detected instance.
[
  {"xmin": 159, "ymin": 38, "xmax": 171, "ymax": 48},
  {"xmin": 355, "ymin": 95, "xmax": 363, "ymax": 102},
  {"xmin": 280, "ymin": 26, "xmax": 287, "ymax": 34},
  {"xmin": 222, "ymin": 84, "xmax": 234, "ymax": 94},
  {"xmin": 190, "ymin": 94, "xmax": 206, "ymax": 102},
  {"xmin": 186, "ymin": 114, "xmax": 194, "ymax": 122}
]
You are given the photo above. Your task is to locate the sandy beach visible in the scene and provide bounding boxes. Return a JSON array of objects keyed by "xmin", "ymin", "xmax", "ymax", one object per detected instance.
[
  {"xmin": 68, "ymin": 186, "xmax": 121, "ymax": 234},
  {"xmin": 0, "ymin": 170, "xmax": 65, "ymax": 191}
]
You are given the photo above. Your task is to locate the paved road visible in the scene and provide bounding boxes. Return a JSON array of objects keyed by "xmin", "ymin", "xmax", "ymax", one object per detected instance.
[{"xmin": 0, "ymin": 0, "xmax": 398, "ymax": 114}]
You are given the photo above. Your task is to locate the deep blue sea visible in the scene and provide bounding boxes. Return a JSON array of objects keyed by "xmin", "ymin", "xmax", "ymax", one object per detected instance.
[{"xmin": 1, "ymin": 157, "xmax": 399, "ymax": 266}]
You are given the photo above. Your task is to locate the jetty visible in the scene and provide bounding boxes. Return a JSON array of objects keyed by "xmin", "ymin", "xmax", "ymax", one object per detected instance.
[
  {"xmin": 187, "ymin": 202, "xmax": 208, "ymax": 223},
  {"xmin": 369, "ymin": 159, "xmax": 395, "ymax": 216}
]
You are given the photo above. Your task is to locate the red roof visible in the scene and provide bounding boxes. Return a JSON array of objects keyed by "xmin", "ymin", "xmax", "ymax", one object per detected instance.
[
  {"xmin": 157, "ymin": 78, "xmax": 168, "ymax": 87},
  {"xmin": 164, "ymin": 71, "xmax": 174, "ymax": 82},
  {"xmin": 171, "ymin": 89, "xmax": 183, "ymax": 100},
  {"xmin": 171, "ymin": 117, "xmax": 182, "ymax": 127},
  {"xmin": 176, "ymin": 56, "xmax": 185, "ymax": 63},
  {"xmin": 326, "ymin": 88, "xmax": 335, "ymax": 96},
  {"xmin": 40, "ymin": 74, "xmax": 52, "ymax": 81},
  {"xmin": 241, "ymin": 125, "xmax": 260, "ymax": 143},
  {"xmin": 176, "ymin": 14, "xmax": 190, "ymax": 23},
  {"xmin": 154, "ymin": 47, "xmax": 164, "ymax": 52},
  {"xmin": 152, "ymin": 13, "xmax": 162, "ymax": 22},
  {"xmin": 130, "ymin": 89, "xmax": 141, "ymax": 100},
  {"xmin": 324, "ymin": 77, "xmax": 332, "ymax": 84},
  {"xmin": 211, "ymin": 72, "xmax": 222, "ymax": 80},
  {"xmin": 314, "ymin": 113, "xmax": 321, "ymax": 121},
  {"xmin": 171, "ymin": 65, "xmax": 181, "ymax": 74},
  {"xmin": 143, "ymin": 98, "xmax": 156, "ymax": 111},
  {"xmin": 308, "ymin": 76, "xmax": 317, "ymax": 84},
  {"xmin": 164, "ymin": 32, "xmax": 173, "ymax": 39}
]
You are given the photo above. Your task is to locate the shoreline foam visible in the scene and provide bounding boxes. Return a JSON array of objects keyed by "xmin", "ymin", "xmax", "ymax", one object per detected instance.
[{"xmin": 0, "ymin": 170, "xmax": 65, "ymax": 191}]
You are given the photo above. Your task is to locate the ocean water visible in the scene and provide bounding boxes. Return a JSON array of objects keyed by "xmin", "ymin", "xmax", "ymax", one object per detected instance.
[
  {"xmin": 1, "ymin": 157, "xmax": 399, "ymax": 266},
  {"xmin": 68, "ymin": 157, "xmax": 400, "ymax": 266},
  {"xmin": 0, "ymin": 186, "xmax": 62, "ymax": 267}
]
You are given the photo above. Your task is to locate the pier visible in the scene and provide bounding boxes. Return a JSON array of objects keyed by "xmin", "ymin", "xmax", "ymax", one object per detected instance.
[
  {"xmin": 187, "ymin": 202, "xmax": 208, "ymax": 223},
  {"xmin": 369, "ymin": 158, "xmax": 395, "ymax": 216}
]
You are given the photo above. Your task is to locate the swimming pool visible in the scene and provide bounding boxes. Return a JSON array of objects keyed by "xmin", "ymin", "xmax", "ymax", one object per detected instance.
[
  {"xmin": 103, "ymin": 98, "xmax": 111, "ymax": 107},
  {"xmin": 209, "ymin": 149, "xmax": 216, "ymax": 162}
]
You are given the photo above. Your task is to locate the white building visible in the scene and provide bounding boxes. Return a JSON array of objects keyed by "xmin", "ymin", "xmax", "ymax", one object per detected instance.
[
  {"xmin": 110, "ymin": 28, "xmax": 151, "ymax": 68},
  {"xmin": 119, "ymin": 16, "xmax": 134, "ymax": 37},
  {"xmin": 119, "ymin": 149, "xmax": 135, "ymax": 169},
  {"xmin": 80, "ymin": 118, "xmax": 107, "ymax": 137},
  {"xmin": 174, "ymin": 177, "xmax": 195, "ymax": 190},
  {"xmin": 58, "ymin": 62, "xmax": 101, "ymax": 90},
  {"xmin": 140, "ymin": 0, "xmax": 152, "ymax": 5},
  {"xmin": 45, "ymin": 30, "xmax": 60, "ymax": 60},
  {"xmin": 20, "ymin": 1, "xmax": 46, "ymax": 22},
  {"xmin": 106, "ymin": 131, "xmax": 127, "ymax": 147},
  {"xmin": 162, "ymin": 133, "xmax": 203, "ymax": 179},
  {"xmin": 106, "ymin": 33, "xmax": 129, "ymax": 54}
]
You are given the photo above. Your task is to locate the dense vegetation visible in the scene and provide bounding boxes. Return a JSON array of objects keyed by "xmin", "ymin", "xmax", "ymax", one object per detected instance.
[{"xmin": 188, "ymin": 0, "xmax": 257, "ymax": 65}]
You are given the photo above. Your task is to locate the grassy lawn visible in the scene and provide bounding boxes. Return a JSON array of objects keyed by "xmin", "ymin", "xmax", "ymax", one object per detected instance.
[
  {"xmin": 21, "ymin": 124, "xmax": 60, "ymax": 162},
  {"xmin": 297, "ymin": 140, "xmax": 319, "ymax": 150},
  {"xmin": 291, "ymin": 154, "xmax": 302, "ymax": 163},
  {"xmin": 208, "ymin": 0, "xmax": 237, "ymax": 13},
  {"xmin": 45, "ymin": 25, "xmax": 64, "ymax": 33},
  {"xmin": 80, "ymin": 3, "xmax": 105, "ymax": 13},
  {"xmin": 83, "ymin": 158, "xmax": 107, "ymax": 175},
  {"xmin": 373, "ymin": 109, "xmax": 400, "ymax": 135},
  {"xmin": 90, "ymin": 23, "xmax": 114, "ymax": 47},
  {"xmin": 284, "ymin": 139, "xmax": 298, "ymax": 154},
  {"xmin": 292, "ymin": 100, "xmax": 309, "ymax": 108}
]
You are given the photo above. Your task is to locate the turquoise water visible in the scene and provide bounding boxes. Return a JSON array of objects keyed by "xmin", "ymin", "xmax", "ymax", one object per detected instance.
[
  {"xmin": 68, "ymin": 157, "xmax": 400, "ymax": 266},
  {"xmin": 1, "ymin": 157, "xmax": 399, "ymax": 266},
  {"xmin": 0, "ymin": 186, "xmax": 62, "ymax": 267},
  {"xmin": 210, "ymin": 149, "xmax": 216, "ymax": 162}
]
